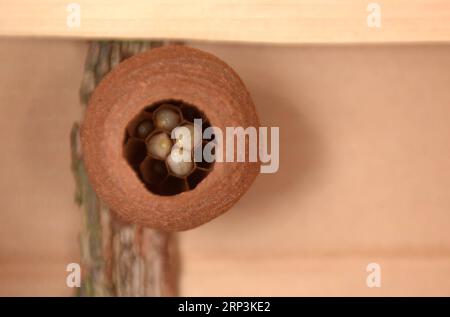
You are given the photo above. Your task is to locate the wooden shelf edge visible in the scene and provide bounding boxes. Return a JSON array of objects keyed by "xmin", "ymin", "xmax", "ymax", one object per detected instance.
[{"xmin": 1, "ymin": 0, "xmax": 450, "ymax": 44}]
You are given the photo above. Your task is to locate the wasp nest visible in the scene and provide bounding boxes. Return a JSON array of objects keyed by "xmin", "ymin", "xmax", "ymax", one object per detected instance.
[
  {"xmin": 81, "ymin": 45, "xmax": 260, "ymax": 231},
  {"xmin": 124, "ymin": 101, "xmax": 214, "ymax": 196}
]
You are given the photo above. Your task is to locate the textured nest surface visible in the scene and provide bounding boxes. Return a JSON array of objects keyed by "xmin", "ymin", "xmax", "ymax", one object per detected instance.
[{"xmin": 82, "ymin": 45, "xmax": 260, "ymax": 231}]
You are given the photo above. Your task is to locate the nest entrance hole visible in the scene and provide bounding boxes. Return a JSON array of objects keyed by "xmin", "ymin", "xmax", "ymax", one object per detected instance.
[{"xmin": 124, "ymin": 100, "xmax": 215, "ymax": 196}]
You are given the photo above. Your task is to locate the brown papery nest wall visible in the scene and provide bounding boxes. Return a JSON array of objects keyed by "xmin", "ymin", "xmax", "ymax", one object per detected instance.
[{"xmin": 81, "ymin": 45, "xmax": 260, "ymax": 231}]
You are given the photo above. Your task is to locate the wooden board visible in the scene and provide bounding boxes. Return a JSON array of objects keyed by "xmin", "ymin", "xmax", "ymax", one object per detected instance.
[
  {"xmin": 1, "ymin": 39, "xmax": 450, "ymax": 295},
  {"xmin": 0, "ymin": 1, "xmax": 450, "ymax": 43}
]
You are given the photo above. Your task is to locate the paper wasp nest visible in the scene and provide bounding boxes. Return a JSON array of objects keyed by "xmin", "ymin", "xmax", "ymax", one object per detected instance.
[{"xmin": 81, "ymin": 45, "xmax": 260, "ymax": 231}]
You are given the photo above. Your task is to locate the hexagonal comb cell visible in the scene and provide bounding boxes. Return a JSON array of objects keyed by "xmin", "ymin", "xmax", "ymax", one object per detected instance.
[
  {"xmin": 139, "ymin": 157, "xmax": 168, "ymax": 186},
  {"xmin": 126, "ymin": 112, "xmax": 154, "ymax": 139},
  {"xmin": 124, "ymin": 100, "xmax": 214, "ymax": 196},
  {"xmin": 123, "ymin": 138, "xmax": 147, "ymax": 170}
]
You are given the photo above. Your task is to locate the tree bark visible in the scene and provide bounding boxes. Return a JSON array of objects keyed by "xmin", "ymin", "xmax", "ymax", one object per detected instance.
[{"xmin": 71, "ymin": 41, "xmax": 179, "ymax": 296}]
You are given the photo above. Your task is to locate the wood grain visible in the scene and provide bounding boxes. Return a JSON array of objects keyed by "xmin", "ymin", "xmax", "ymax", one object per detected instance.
[
  {"xmin": 1, "ymin": 39, "xmax": 450, "ymax": 295},
  {"xmin": 0, "ymin": 1, "xmax": 450, "ymax": 43}
]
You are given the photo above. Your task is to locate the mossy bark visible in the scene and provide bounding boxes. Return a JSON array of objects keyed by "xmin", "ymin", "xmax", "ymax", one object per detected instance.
[{"xmin": 71, "ymin": 41, "xmax": 179, "ymax": 296}]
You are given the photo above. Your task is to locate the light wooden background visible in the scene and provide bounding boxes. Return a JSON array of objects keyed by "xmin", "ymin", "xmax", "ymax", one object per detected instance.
[
  {"xmin": 1, "ymin": 1, "xmax": 450, "ymax": 43},
  {"xmin": 1, "ymin": 39, "xmax": 450, "ymax": 296}
]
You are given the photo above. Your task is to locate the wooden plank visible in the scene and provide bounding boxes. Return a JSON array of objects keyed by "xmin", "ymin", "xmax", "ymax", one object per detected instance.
[
  {"xmin": 181, "ymin": 255, "xmax": 450, "ymax": 296},
  {"xmin": 2, "ymin": 40, "xmax": 450, "ymax": 296},
  {"xmin": 0, "ymin": 0, "xmax": 450, "ymax": 43}
]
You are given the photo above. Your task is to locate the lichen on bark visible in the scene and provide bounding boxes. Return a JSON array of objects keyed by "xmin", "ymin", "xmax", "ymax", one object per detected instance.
[{"xmin": 71, "ymin": 41, "xmax": 179, "ymax": 296}]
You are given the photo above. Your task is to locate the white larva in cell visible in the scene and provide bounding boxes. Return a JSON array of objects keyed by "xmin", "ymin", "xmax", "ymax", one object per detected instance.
[
  {"xmin": 146, "ymin": 132, "xmax": 172, "ymax": 159},
  {"xmin": 172, "ymin": 123, "xmax": 202, "ymax": 151},
  {"xmin": 154, "ymin": 106, "xmax": 181, "ymax": 131},
  {"xmin": 166, "ymin": 147, "xmax": 194, "ymax": 177}
]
